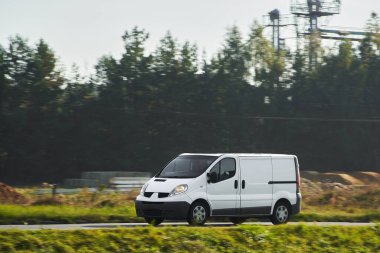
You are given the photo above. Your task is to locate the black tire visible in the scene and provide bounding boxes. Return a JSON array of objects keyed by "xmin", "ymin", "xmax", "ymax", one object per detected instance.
[
  {"xmin": 187, "ymin": 201, "xmax": 209, "ymax": 226},
  {"xmin": 270, "ymin": 202, "xmax": 291, "ymax": 225},
  {"xmin": 144, "ymin": 217, "xmax": 164, "ymax": 226},
  {"xmin": 229, "ymin": 217, "xmax": 247, "ymax": 225}
]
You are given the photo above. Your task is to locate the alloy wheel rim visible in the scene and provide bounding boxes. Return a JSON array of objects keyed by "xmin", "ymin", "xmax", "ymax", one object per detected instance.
[
  {"xmin": 276, "ymin": 205, "xmax": 288, "ymax": 222},
  {"xmin": 193, "ymin": 205, "xmax": 206, "ymax": 223}
]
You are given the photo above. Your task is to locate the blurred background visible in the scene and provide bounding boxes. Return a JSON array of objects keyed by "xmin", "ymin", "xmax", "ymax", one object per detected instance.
[{"xmin": 0, "ymin": 0, "xmax": 379, "ymax": 186}]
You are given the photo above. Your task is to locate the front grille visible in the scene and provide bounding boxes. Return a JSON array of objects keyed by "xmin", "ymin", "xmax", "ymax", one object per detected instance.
[
  {"xmin": 144, "ymin": 192, "xmax": 169, "ymax": 198},
  {"xmin": 158, "ymin": 193, "xmax": 169, "ymax": 198},
  {"xmin": 143, "ymin": 209, "xmax": 162, "ymax": 217},
  {"xmin": 144, "ymin": 192, "xmax": 153, "ymax": 197}
]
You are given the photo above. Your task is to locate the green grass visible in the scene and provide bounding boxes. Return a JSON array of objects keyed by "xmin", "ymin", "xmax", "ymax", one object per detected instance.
[
  {"xmin": 292, "ymin": 205, "xmax": 380, "ymax": 222},
  {"xmin": 0, "ymin": 205, "xmax": 143, "ymax": 225},
  {"xmin": 293, "ymin": 211, "xmax": 380, "ymax": 222},
  {"xmin": 0, "ymin": 225, "xmax": 379, "ymax": 252},
  {"xmin": 0, "ymin": 204, "xmax": 379, "ymax": 225}
]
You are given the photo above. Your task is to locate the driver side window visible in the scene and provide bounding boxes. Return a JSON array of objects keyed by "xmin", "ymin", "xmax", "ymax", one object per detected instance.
[{"xmin": 209, "ymin": 158, "xmax": 236, "ymax": 183}]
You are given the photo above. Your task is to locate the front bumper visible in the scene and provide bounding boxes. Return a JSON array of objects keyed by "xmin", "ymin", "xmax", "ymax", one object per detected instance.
[{"xmin": 135, "ymin": 200, "xmax": 191, "ymax": 219}]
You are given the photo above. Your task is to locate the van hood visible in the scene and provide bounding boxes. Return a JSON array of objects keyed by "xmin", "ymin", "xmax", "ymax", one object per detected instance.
[{"xmin": 145, "ymin": 178, "xmax": 194, "ymax": 193}]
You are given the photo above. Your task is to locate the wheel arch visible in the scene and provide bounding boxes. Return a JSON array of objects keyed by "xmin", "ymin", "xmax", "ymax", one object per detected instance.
[
  {"xmin": 190, "ymin": 198, "xmax": 211, "ymax": 215},
  {"xmin": 272, "ymin": 198, "xmax": 292, "ymax": 215}
]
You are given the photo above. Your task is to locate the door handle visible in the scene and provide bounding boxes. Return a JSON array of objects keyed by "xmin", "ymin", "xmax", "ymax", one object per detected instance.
[
  {"xmin": 242, "ymin": 180, "xmax": 245, "ymax": 189},
  {"xmin": 234, "ymin": 180, "xmax": 238, "ymax": 189}
]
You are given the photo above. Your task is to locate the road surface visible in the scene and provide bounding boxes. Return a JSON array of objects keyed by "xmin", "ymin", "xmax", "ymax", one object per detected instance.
[{"xmin": 0, "ymin": 222, "xmax": 376, "ymax": 230}]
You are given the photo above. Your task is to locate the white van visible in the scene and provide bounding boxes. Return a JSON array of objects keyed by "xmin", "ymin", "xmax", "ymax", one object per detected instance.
[{"xmin": 135, "ymin": 153, "xmax": 301, "ymax": 225}]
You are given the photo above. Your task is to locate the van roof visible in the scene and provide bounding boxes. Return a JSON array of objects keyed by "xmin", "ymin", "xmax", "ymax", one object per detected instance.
[{"xmin": 180, "ymin": 153, "xmax": 295, "ymax": 158}]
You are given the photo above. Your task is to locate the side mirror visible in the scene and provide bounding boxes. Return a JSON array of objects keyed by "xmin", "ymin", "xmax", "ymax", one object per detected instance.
[{"xmin": 207, "ymin": 172, "xmax": 218, "ymax": 184}]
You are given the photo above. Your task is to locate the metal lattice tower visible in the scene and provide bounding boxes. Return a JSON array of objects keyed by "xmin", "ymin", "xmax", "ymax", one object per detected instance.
[
  {"xmin": 291, "ymin": 0, "xmax": 341, "ymax": 68},
  {"xmin": 264, "ymin": 9, "xmax": 296, "ymax": 54}
]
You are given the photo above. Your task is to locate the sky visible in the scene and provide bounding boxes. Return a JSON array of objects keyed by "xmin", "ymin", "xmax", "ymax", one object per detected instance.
[{"xmin": 0, "ymin": 0, "xmax": 379, "ymax": 75}]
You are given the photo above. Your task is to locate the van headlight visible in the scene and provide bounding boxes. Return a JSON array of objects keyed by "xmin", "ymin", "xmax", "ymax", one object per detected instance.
[
  {"xmin": 169, "ymin": 184, "xmax": 188, "ymax": 196},
  {"xmin": 140, "ymin": 183, "xmax": 149, "ymax": 196}
]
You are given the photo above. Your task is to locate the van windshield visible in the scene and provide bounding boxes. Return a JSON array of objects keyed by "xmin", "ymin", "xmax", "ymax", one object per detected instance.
[{"xmin": 157, "ymin": 155, "xmax": 218, "ymax": 178}]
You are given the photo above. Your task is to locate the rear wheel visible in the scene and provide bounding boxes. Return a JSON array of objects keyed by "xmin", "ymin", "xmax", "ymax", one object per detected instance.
[
  {"xmin": 229, "ymin": 217, "xmax": 247, "ymax": 225},
  {"xmin": 270, "ymin": 202, "xmax": 290, "ymax": 225},
  {"xmin": 187, "ymin": 202, "xmax": 209, "ymax": 226},
  {"xmin": 144, "ymin": 217, "xmax": 164, "ymax": 226}
]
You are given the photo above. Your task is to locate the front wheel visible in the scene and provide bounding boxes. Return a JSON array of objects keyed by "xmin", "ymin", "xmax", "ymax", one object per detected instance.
[
  {"xmin": 270, "ymin": 202, "xmax": 290, "ymax": 225},
  {"xmin": 187, "ymin": 202, "xmax": 208, "ymax": 226},
  {"xmin": 144, "ymin": 217, "xmax": 164, "ymax": 226}
]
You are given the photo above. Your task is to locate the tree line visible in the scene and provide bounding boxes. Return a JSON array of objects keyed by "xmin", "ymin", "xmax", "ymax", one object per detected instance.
[{"xmin": 0, "ymin": 14, "xmax": 380, "ymax": 184}]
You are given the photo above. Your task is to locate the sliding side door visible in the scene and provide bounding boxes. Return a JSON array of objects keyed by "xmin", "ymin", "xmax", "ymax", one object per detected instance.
[{"xmin": 239, "ymin": 157, "xmax": 273, "ymax": 215}]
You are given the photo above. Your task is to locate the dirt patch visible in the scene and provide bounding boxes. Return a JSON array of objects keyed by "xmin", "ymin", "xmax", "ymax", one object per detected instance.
[
  {"xmin": 301, "ymin": 171, "xmax": 380, "ymax": 185},
  {"xmin": 323, "ymin": 173, "xmax": 364, "ymax": 185},
  {"xmin": 348, "ymin": 172, "xmax": 380, "ymax": 185},
  {"xmin": 0, "ymin": 183, "xmax": 28, "ymax": 204},
  {"xmin": 300, "ymin": 171, "xmax": 380, "ymax": 208}
]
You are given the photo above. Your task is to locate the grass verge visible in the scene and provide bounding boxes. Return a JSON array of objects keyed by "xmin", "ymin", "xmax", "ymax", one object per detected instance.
[
  {"xmin": 293, "ymin": 211, "xmax": 380, "ymax": 222},
  {"xmin": 1, "ymin": 204, "xmax": 380, "ymax": 225},
  {"xmin": 0, "ymin": 205, "xmax": 143, "ymax": 224},
  {"xmin": 0, "ymin": 225, "xmax": 379, "ymax": 252}
]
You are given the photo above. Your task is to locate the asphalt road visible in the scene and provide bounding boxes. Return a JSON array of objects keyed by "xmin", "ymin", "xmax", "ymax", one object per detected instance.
[{"xmin": 0, "ymin": 222, "xmax": 376, "ymax": 230}]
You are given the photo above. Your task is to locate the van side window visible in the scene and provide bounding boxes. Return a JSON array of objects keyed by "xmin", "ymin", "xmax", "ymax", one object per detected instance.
[
  {"xmin": 220, "ymin": 158, "xmax": 236, "ymax": 181},
  {"xmin": 209, "ymin": 158, "xmax": 236, "ymax": 183}
]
